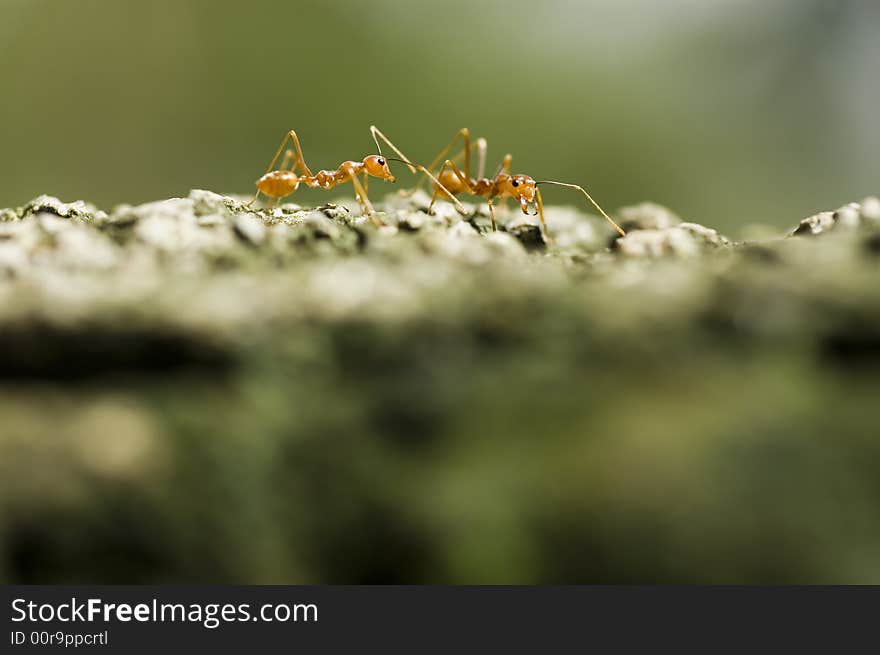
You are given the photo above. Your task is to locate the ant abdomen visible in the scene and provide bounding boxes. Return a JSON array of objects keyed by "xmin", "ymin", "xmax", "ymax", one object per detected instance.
[
  {"xmin": 437, "ymin": 167, "xmax": 467, "ymax": 194},
  {"xmin": 256, "ymin": 170, "xmax": 299, "ymax": 198}
]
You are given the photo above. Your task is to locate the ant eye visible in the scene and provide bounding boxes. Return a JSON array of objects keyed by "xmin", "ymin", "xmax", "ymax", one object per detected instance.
[
  {"xmin": 377, "ymin": 158, "xmax": 385, "ymax": 166},
  {"xmin": 511, "ymin": 180, "xmax": 519, "ymax": 187}
]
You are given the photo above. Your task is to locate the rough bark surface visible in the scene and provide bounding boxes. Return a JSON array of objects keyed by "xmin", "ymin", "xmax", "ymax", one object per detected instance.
[{"xmin": 2, "ymin": 189, "xmax": 879, "ymax": 583}]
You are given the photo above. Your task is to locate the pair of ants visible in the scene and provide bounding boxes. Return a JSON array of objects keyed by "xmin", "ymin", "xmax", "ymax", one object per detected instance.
[{"xmin": 249, "ymin": 126, "xmax": 626, "ymax": 239}]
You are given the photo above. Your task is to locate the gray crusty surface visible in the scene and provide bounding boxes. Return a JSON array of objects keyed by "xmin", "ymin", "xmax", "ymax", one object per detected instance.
[{"xmin": 1, "ymin": 189, "xmax": 879, "ymax": 584}]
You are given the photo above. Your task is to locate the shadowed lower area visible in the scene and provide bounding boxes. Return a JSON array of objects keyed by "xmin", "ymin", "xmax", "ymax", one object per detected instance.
[{"xmin": 1, "ymin": 190, "xmax": 879, "ymax": 583}]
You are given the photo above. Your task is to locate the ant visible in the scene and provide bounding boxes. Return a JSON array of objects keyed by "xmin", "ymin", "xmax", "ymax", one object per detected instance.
[
  {"xmin": 383, "ymin": 127, "xmax": 626, "ymax": 238},
  {"xmin": 248, "ymin": 128, "xmax": 459, "ymax": 226}
]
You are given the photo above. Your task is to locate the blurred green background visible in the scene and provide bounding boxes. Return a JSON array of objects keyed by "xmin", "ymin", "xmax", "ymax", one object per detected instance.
[
  {"xmin": 2, "ymin": 0, "xmax": 880, "ymax": 586},
  {"xmin": 2, "ymin": 0, "xmax": 878, "ymax": 234}
]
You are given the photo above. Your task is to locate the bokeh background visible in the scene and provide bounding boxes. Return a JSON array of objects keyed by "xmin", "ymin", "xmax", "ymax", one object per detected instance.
[
  {"xmin": 2, "ymin": 0, "xmax": 880, "ymax": 586},
  {"xmin": 1, "ymin": 0, "xmax": 878, "ymax": 234}
]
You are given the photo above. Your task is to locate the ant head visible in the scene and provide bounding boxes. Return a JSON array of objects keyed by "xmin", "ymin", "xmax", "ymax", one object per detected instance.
[
  {"xmin": 501, "ymin": 175, "xmax": 537, "ymax": 212},
  {"xmin": 363, "ymin": 155, "xmax": 395, "ymax": 182}
]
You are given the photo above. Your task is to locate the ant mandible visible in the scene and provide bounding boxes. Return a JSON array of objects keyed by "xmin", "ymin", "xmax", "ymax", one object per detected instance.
[
  {"xmin": 380, "ymin": 127, "xmax": 627, "ymax": 238},
  {"xmin": 248, "ymin": 128, "xmax": 459, "ymax": 226}
]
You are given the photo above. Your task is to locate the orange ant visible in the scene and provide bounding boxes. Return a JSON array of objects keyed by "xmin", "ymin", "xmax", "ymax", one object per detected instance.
[
  {"xmin": 248, "ymin": 128, "xmax": 458, "ymax": 226},
  {"xmin": 383, "ymin": 127, "xmax": 626, "ymax": 238}
]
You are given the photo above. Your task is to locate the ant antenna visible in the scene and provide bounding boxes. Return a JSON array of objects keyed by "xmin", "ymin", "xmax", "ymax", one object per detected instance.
[
  {"xmin": 536, "ymin": 181, "xmax": 626, "ymax": 236},
  {"xmin": 384, "ymin": 157, "xmax": 417, "ymax": 166},
  {"xmin": 372, "ymin": 130, "xmax": 384, "ymax": 156},
  {"xmin": 371, "ymin": 126, "xmax": 417, "ymax": 174}
]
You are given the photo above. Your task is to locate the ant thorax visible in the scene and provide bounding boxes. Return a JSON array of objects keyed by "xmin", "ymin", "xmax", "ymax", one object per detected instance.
[
  {"xmin": 472, "ymin": 178, "xmax": 495, "ymax": 197},
  {"xmin": 307, "ymin": 169, "xmax": 344, "ymax": 189}
]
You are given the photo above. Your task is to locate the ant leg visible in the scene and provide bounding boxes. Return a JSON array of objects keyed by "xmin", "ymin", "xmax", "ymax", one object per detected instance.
[
  {"xmin": 492, "ymin": 154, "xmax": 513, "ymax": 179},
  {"xmin": 428, "ymin": 160, "xmax": 472, "ymax": 214},
  {"xmin": 402, "ymin": 162, "xmax": 467, "ymax": 215},
  {"xmin": 279, "ymin": 149, "xmax": 296, "ymax": 171},
  {"xmin": 431, "ymin": 129, "xmax": 472, "ymax": 179},
  {"xmin": 349, "ymin": 174, "xmax": 382, "ymax": 226},
  {"xmin": 285, "ymin": 130, "xmax": 313, "ymax": 176},
  {"xmin": 260, "ymin": 130, "xmax": 314, "ymax": 177},
  {"xmin": 404, "ymin": 148, "xmax": 463, "ymax": 198},
  {"xmin": 487, "ymin": 197, "xmax": 497, "ymax": 231},
  {"xmin": 428, "ymin": 161, "xmax": 454, "ymax": 212},
  {"xmin": 260, "ymin": 131, "xmax": 291, "ymax": 174},
  {"xmin": 535, "ymin": 188, "xmax": 551, "ymax": 241},
  {"xmin": 475, "ymin": 138, "xmax": 488, "ymax": 180},
  {"xmin": 404, "ymin": 128, "xmax": 474, "ymax": 198}
]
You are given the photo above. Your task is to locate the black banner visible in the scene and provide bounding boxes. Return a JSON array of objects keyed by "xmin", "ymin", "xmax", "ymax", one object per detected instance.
[{"xmin": 2, "ymin": 586, "xmax": 876, "ymax": 652}]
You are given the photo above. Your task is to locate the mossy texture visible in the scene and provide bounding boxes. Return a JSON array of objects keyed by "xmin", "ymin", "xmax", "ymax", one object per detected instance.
[{"xmin": 1, "ymin": 189, "xmax": 880, "ymax": 583}]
